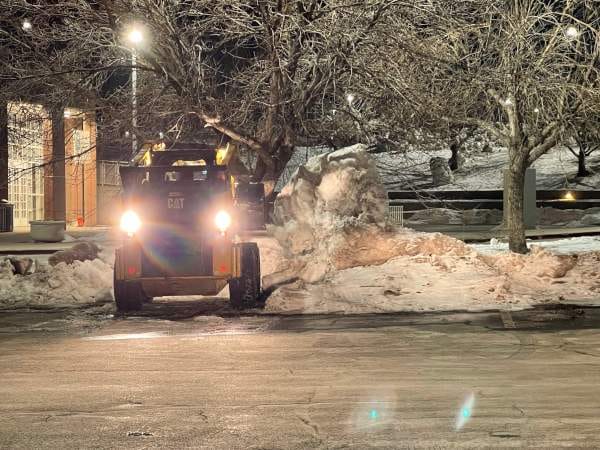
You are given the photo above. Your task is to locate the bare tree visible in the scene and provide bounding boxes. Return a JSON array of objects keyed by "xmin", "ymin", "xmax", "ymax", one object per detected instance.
[
  {"xmin": 1, "ymin": 0, "xmax": 397, "ymax": 197},
  {"xmin": 366, "ymin": 0, "xmax": 600, "ymax": 252},
  {"xmin": 566, "ymin": 121, "xmax": 600, "ymax": 177}
]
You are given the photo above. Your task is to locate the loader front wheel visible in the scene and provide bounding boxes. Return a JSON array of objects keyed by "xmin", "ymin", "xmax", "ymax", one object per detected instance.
[
  {"xmin": 114, "ymin": 271, "xmax": 144, "ymax": 312},
  {"xmin": 229, "ymin": 243, "xmax": 261, "ymax": 309}
]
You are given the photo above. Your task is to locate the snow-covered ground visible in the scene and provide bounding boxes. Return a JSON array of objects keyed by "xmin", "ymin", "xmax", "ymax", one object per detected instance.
[
  {"xmin": 374, "ymin": 145, "xmax": 600, "ymax": 190},
  {"xmin": 281, "ymin": 142, "xmax": 600, "ymax": 191},
  {"xmin": 471, "ymin": 235, "xmax": 600, "ymax": 255},
  {"xmin": 262, "ymin": 145, "xmax": 600, "ymax": 314},
  {"xmin": 2, "ymin": 145, "xmax": 600, "ymax": 314},
  {"xmin": 4, "ymin": 232, "xmax": 599, "ymax": 314},
  {"xmin": 263, "ymin": 232, "xmax": 600, "ymax": 314},
  {"xmin": 0, "ymin": 258, "xmax": 113, "ymax": 309}
]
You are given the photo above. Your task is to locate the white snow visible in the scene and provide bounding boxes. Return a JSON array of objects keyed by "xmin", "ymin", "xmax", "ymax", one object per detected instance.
[
  {"xmin": 271, "ymin": 144, "xmax": 389, "ymax": 282},
  {"xmin": 471, "ymin": 235, "xmax": 600, "ymax": 255},
  {"xmin": 373, "ymin": 143, "xmax": 600, "ymax": 190},
  {"xmin": 280, "ymin": 140, "xmax": 600, "ymax": 191},
  {"xmin": 2, "ymin": 141, "xmax": 599, "ymax": 314},
  {"xmin": 0, "ymin": 257, "xmax": 113, "ymax": 309},
  {"xmin": 263, "ymin": 231, "xmax": 600, "ymax": 314},
  {"xmin": 263, "ymin": 145, "xmax": 600, "ymax": 314}
]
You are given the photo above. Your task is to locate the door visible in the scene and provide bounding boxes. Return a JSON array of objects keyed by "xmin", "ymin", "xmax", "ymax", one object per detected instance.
[{"xmin": 7, "ymin": 103, "xmax": 45, "ymax": 228}]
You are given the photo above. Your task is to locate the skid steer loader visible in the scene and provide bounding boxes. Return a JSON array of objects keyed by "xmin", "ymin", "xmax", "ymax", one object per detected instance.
[{"xmin": 113, "ymin": 142, "xmax": 265, "ymax": 312}]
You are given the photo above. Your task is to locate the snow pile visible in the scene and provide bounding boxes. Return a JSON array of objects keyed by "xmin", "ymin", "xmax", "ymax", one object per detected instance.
[
  {"xmin": 271, "ymin": 144, "xmax": 389, "ymax": 282},
  {"xmin": 0, "ymin": 258, "xmax": 113, "ymax": 309},
  {"xmin": 264, "ymin": 234, "xmax": 600, "ymax": 314},
  {"xmin": 264, "ymin": 145, "xmax": 600, "ymax": 314},
  {"xmin": 482, "ymin": 246, "xmax": 577, "ymax": 279}
]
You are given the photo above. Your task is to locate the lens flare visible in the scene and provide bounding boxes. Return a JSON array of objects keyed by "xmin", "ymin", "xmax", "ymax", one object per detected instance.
[
  {"xmin": 215, "ymin": 210, "xmax": 231, "ymax": 233},
  {"xmin": 455, "ymin": 393, "xmax": 475, "ymax": 431},
  {"xmin": 120, "ymin": 210, "xmax": 141, "ymax": 234}
]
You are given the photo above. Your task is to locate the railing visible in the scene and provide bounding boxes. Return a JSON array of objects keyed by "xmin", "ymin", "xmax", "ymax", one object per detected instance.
[
  {"xmin": 388, "ymin": 205, "xmax": 404, "ymax": 226},
  {"xmin": 388, "ymin": 190, "xmax": 600, "ymax": 213}
]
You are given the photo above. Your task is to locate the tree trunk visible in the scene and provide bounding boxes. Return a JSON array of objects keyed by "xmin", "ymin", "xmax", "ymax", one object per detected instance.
[
  {"xmin": 252, "ymin": 143, "xmax": 295, "ymax": 201},
  {"xmin": 504, "ymin": 160, "xmax": 528, "ymax": 254},
  {"xmin": 448, "ymin": 142, "xmax": 459, "ymax": 171},
  {"xmin": 577, "ymin": 149, "xmax": 590, "ymax": 177}
]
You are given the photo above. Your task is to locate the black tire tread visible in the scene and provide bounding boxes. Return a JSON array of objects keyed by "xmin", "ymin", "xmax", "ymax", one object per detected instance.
[
  {"xmin": 114, "ymin": 271, "xmax": 144, "ymax": 312},
  {"xmin": 229, "ymin": 243, "xmax": 260, "ymax": 309}
]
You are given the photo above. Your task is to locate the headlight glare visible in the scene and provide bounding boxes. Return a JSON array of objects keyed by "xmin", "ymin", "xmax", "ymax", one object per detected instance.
[
  {"xmin": 215, "ymin": 210, "xmax": 231, "ymax": 233},
  {"xmin": 120, "ymin": 210, "xmax": 141, "ymax": 234}
]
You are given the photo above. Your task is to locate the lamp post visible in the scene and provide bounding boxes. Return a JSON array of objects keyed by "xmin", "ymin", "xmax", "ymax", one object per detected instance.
[{"xmin": 127, "ymin": 28, "xmax": 143, "ymax": 156}]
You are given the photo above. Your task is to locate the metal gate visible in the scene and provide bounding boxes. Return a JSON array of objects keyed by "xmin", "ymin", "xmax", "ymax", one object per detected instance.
[
  {"xmin": 7, "ymin": 103, "xmax": 45, "ymax": 228},
  {"xmin": 97, "ymin": 160, "xmax": 125, "ymax": 225}
]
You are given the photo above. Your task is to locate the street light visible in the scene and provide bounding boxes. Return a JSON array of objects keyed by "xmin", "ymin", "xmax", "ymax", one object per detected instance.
[
  {"xmin": 126, "ymin": 26, "xmax": 144, "ymax": 156},
  {"xmin": 565, "ymin": 26, "xmax": 579, "ymax": 39},
  {"xmin": 128, "ymin": 29, "xmax": 143, "ymax": 45},
  {"xmin": 21, "ymin": 19, "xmax": 32, "ymax": 31}
]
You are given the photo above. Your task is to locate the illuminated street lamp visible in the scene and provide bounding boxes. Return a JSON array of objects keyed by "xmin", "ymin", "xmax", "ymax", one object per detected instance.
[
  {"xmin": 21, "ymin": 19, "xmax": 32, "ymax": 31},
  {"xmin": 128, "ymin": 29, "xmax": 144, "ymax": 45},
  {"xmin": 126, "ymin": 26, "xmax": 144, "ymax": 155},
  {"xmin": 565, "ymin": 26, "xmax": 580, "ymax": 40}
]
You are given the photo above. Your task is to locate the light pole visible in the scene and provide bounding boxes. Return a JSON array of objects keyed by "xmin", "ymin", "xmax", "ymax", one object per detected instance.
[{"xmin": 127, "ymin": 28, "xmax": 143, "ymax": 156}]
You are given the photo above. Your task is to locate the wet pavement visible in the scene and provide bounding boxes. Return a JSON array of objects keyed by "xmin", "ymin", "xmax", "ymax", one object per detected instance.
[{"xmin": 1, "ymin": 302, "xmax": 600, "ymax": 448}]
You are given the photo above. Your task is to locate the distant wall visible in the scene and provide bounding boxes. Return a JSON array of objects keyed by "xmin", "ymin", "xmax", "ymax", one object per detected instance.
[{"xmin": 96, "ymin": 160, "xmax": 124, "ymax": 225}]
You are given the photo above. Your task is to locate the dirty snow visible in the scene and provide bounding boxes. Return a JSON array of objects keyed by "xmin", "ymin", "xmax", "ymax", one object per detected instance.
[
  {"xmin": 262, "ymin": 232, "xmax": 600, "ymax": 314},
  {"xmin": 2, "ymin": 142, "xmax": 599, "ymax": 313},
  {"xmin": 271, "ymin": 144, "xmax": 389, "ymax": 283},
  {"xmin": 0, "ymin": 257, "xmax": 113, "ymax": 309},
  {"xmin": 264, "ymin": 145, "xmax": 600, "ymax": 314}
]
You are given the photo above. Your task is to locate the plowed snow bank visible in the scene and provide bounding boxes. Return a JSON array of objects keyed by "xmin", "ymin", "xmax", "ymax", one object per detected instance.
[
  {"xmin": 264, "ymin": 144, "xmax": 600, "ymax": 314},
  {"xmin": 0, "ymin": 258, "xmax": 113, "ymax": 309},
  {"xmin": 271, "ymin": 144, "xmax": 391, "ymax": 282}
]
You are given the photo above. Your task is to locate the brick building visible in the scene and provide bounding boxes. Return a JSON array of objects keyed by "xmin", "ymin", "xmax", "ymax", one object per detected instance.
[{"xmin": 0, "ymin": 101, "xmax": 97, "ymax": 229}]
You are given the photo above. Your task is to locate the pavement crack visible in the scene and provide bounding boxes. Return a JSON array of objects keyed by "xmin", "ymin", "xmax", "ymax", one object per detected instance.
[
  {"xmin": 295, "ymin": 414, "xmax": 323, "ymax": 445},
  {"xmin": 512, "ymin": 404, "xmax": 525, "ymax": 417},
  {"xmin": 490, "ymin": 431, "xmax": 521, "ymax": 438},
  {"xmin": 127, "ymin": 431, "xmax": 153, "ymax": 437}
]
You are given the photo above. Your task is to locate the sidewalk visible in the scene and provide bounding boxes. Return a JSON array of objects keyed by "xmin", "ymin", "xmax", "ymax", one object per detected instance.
[
  {"xmin": 0, "ymin": 226, "xmax": 115, "ymax": 255},
  {"xmin": 2, "ymin": 224, "xmax": 600, "ymax": 254},
  {"xmin": 410, "ymin": 224, "xmax": 600, "ymax": 241}
]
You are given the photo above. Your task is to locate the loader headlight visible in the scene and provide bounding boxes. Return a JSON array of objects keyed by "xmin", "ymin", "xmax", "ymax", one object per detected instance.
[
  {"xmin": 215, "ymin": 210, "xmax": 231, "ymax": 233},
  {"xmin": 120, "ymin": 210, "xmax": 141, "ymax": 235}
]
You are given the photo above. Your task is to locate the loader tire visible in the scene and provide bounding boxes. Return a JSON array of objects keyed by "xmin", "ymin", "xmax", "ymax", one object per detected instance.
[
  {"xmin": 229, "ymin": 243, "xmax": 261, "ymax": 309},
  {"xmin": 114, "ymin": 270, "xmax": 144, "ymax": 312}
]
